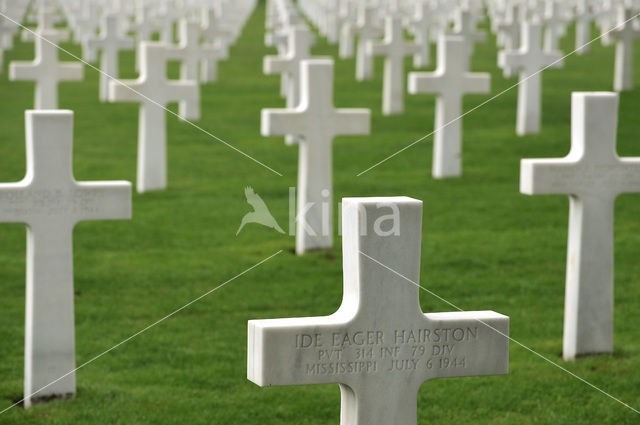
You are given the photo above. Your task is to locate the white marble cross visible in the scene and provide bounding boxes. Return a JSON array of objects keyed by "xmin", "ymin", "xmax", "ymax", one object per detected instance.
[
  {"xmin": 452, "ymin": 6, "xmax": 486, "ymax": 68},
  {"xmin": 109, "ymin": 42, "xmax": 199, "ymax": 193},
  {"xmin": 520, "ymin": 92, "xmax": 640, "ymax": 360},
  {"xmin": 542, "ymin": 0, "xmax": 569, "ymax": 52},
  {"xmin": 202, "ymin": 7, "xmax": 233, "ymax": 46},
  {"xmin": 264, "ymin": 25, "xmax": 314, "ymax": 146},
  {"xmin": 21, "ymin": 7, "xmax": 68, "ymax": 43},
  {"xmin": 595, "ymin": 3, "xmax": 617, "ymax": 47},
  {"xmin": 0, "ymin": 110, "xmax": 131, "ymax": 407},
  {"xmin": 264, "ymin": 25, "xmax": 314, "ymax": 110},
  {"xmin": 322, "ymin": 0, "xmax": 340, "ymax": 43},
  {"xmin": 369, "ymin": 16, "xmax": 420, "ymax": 115},
  {"xmin": 574, "ymin": 0, "xmax": 593, "ymax": 55},
  {"xmin": 248, "ymin": 197, "xmax": 509, "ymax": 425},
  {"xmin": 409, "ymin": 0, "xmax": 434, "ymax": 68},
  {"xmin": 261, "ymin": 59, "xmax": 370, "ymax": 254},
  {"xmin": 264, "ymin": 26, "xmax": 289, "ymax": 97},
  {"xmin": 166, "ymin": 18, "xmax": 211, "ymax": 119},
  {"xmin": 155, "ymin": 4, "xmax": 178, "ymax": 45},
  {"xmin": 498, "ymin": 22, "xmax": 563, "ymax": 135},
  {"xmin": 0, "ymin": 10, "xmax": 16, "ymax": 61},
  {"xmin": 87, "ymin": 14, "xmax": 134, "ymax": 102},
  {"xmin": 199, "ymin": 37, "xmax": 229, "ymax": 84},
  {"xmin": 408, "ymin": 36, "xmax": 490, "ymax": 179},
  {"xmin": 496, "ymin": 2, "xmax": 522, "ymax": 77},
  {"xmin": 172, "ymin": 18, "xmax": 207, "ymax": 83},
  {"xmin": 353, "ymin": 4, "xmax": 381, "ymax": 81},
  {"xmin": 611, "ymin": 6, "xmax": 640, "ymax": 92},
  {"xmin": 338, "ymin": 0, "xmax": 356, "ymax": 59},
  {"xmin": 130, "ymin": 0, "xmax": 156, "ymax": 42},
  {"xmin": 201, "ymin": 5, "xmax": 233, "ymax": 82},
  {"xmin": 9, "ymin": 30, "xmax": 84, "ymax": 109},
  {"xmin": 74, "ymin": 2, "xmax": 100, "ymax": 63}
]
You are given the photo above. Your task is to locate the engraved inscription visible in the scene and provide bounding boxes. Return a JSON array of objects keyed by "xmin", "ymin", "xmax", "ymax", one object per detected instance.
[
  {"xmin": 0, "ymin": 188, "xmax": 103, "ymax": 217},
  {"xmin": 547, "ymin": 164, "xmax": 639, "ymax": 192},
  {"xmin": 297, "ymin": 327, "xmax": 478, "ymax": 376}
]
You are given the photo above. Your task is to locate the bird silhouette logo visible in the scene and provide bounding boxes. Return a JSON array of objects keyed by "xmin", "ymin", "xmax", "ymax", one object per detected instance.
[{"xmin": 236, "ymin": 187, "xmax": 285, "ymax": 235}]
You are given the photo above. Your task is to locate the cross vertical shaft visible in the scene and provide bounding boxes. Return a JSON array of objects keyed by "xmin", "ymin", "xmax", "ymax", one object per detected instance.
[
  {"xmin": 25, "ymin": 221, "xmax": 76, "ymax": 407},
  {"xmin": 138, "ymin": 103, "xmax": 167, "ymax": 192}
]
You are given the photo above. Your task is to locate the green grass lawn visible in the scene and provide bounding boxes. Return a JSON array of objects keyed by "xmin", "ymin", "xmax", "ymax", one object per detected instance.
[{"xmin": 1, "ymin": 3, "xmax": 640, "ymax": 424}]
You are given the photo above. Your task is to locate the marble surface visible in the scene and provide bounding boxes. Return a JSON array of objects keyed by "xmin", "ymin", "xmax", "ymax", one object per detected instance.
[
  {"xmin": 0, "ymin": 110, "xmax": 131, "ymax": 407},
  {"xmin": 521, "ymin": 92, "xmax": 640, "ymax": 360},
  {"xmin": 249, "ymin": 197, "xmax": 509, "ymax": 424}
]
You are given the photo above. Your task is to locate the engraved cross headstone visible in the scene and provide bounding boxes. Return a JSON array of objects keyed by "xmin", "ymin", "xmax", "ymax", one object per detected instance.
[
  {"xmin": 87, "ymin": 14, "xmax": 134, "ymax": 102},
  {"xmin": 166, "ymin": 18, "xmax": 211, "ymax": 119},
  {"xmin": 353, "ymin": 4, "xmax": 381, "ymax": 81},
  {"xmin": 368, "ymin": 16, "xmax": 420, "ymax": 115},
  {"xmin": 498, "ymin": 22, "xmax": 563, "ymax": 135},
  {"xmin": 496, "ymin": 2, "xmax": 522, "ymax": 77},
  {"xmin": 74, "ymin": 1, "xmax": 100, "ymax": 62},
  {"xmin": 452, "ymin": 6, "xmax": 486, "ymax": 68},
  {"xmin": 611, "ymin": 6, "xmax": 640, "ymax": 92},
  {"xmin": 108, "ymin": 42, "xmax": 199, "ymax": 193},
  {"xmin": 248, "ymin": 196, "xmax": 510, "ymax": 425},
  {"xmin": 408, "ymin": 36, "xmax": 490, "ymax": 179},
  {"xmin": 520, "ymin": 92, "xmax": 640, "ymax": 360},
  {"xmin": 338, "ymin": 0, "xmax": 356, "ymax": 59},
  {"xmin": 261, "ymin": 59, "xmax": 370, "ymax": 254},
  {"xmin": 264, "ymin": 25, "xmax": 314, "ymax": 111},
  {"xmin": 409, "ymin": 0, "xmax": 434, "ymax": 68},
  {"xmin": 130, "ymin": 0, "xmax": 156, "ymax": 42},
  {"xmin": 0, "ymin": 6, "xmax": 17, "ymax": 71},
  {"xmin": 0, "ymin": 110, "xmax": 131, "ymax": 407},
  {"xmin": 200, "ymin": 6, "xmax": 232, "ymax": 82},
  {"xmin": 574, "ymin": 0, "xmax": 593, "ymax": 55},
  {"xmin": 21, "ymin": 6, "xmax": 67, "ymax": 43},
  {"xmin": 542, "ymin": 0, "xmax": 569, "ymax": 53},
  {"xmin": 9, "ymin": 30, "xmax": 84, "ymax": 109}
]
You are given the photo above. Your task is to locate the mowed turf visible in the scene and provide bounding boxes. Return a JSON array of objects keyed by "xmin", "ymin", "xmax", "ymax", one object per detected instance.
[{"xmin": 1, "ymin": 3, "xmax": 640, "ymax": 424}]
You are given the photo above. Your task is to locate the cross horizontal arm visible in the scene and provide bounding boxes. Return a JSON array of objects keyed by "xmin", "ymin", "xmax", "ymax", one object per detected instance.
[
  {"xmin": 618, "ymin": 158, "xmax": 640, "ymax": 193},
  {"xmin": 72, "ymin": 181, "xmax": 131, "ymax": 223},
  {"xmin": 85, "ymin": 38, "xmax": 104, "ymax": 51},
  {"xmin": 333, "ymin": 109, "xmax": 370, "ymax": 136},
  {"xmin": 165, "ymin": 82, "xmax": 198, "ymax": 109},
  {"xmin": 263, "ymin": 55, "xmax": 294, "ymax": 74},
  {"xmin": 464, "ymin": 73, "xmax": 491, "ymax": 94},
  {"xmin": 497, "ymin": 50, "xmax": 524, "ymax": 71},
  {"xmin": 422, "ymin": 311, "xmax": 509, "ymax": 379},
  {"xmin": 248, "ymin": 316, "xmax": 350, "ymax": 386},
  {"xmin": 264, "ymin": 32, "xmax": 287, "ymax": 47},
  {"xmin": 408, "ymin": 72, "xmax": 443, "ymax": 95},
  {"xmin": 404, "ymin": 42, "xmax": 422, "ymax": 55},
  {"xmin": 368, "ymin": 42, "xmax": 389, "ymax": 56},
  {"xmin": 119, "ymin": 39, "xmax": 135, "ymax": 50},
  {"xmin": 261, "ymin": 108, "xmax": 307, "ymax": 137},
  {"xmin": 9, "ymin": 61, "xmax": 42, "ymax": 80},
  {"xmin": 544, "ymin": 52, "xmax": 564, "ymax": 69},
  {"xmin": 109, "ymin": 79, "xmax": 145, "ymax": 103},
  {"xmin": 201, "ymin": 43, "xmax": 225, "ymax": 60},
  {"xmin": 0, "ymin": 181, "xmax": 34, "ymax": 223},
  {"xmin": 58, "ymin": 63, "xmax": 84, "ymax": 81},
  {"xmin": 520, "ymin": 158, "xmax": 580, "ymax": 195}
]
